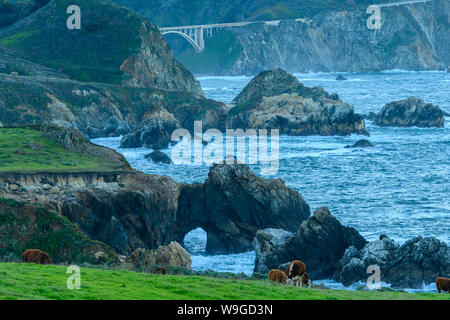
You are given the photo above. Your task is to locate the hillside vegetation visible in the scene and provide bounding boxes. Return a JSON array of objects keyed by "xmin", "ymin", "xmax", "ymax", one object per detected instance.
[
  {"xmin": 110, "ymin": 0, "xmax": 398, "ymax": 27},
  {"xmin": 0, "ymin": 199, "xmax": 118, "ymax": 264},
  {"xmin": 1, "ymin": 263, "xmax": 448, "ymax": 300},
  {"xmin": 0, "ymin": 127, "xmax": 129, "ymax": 173}
]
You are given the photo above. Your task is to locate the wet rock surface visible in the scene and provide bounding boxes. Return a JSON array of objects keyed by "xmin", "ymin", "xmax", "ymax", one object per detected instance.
[
  {"xmin": 253, "ymin": 207, "xmax": 367, "ymax": 278},
  {"xmin": 373, "ymin": 97, "xmax": 445, "ymax": 128},
  {"xmin": 335, "ymin": 235, "xmax": 450, "ymax": 289},
  {"xmin": 345, "ymin": 139, "xmax": 374, "ymax": 148},
  {"xmin": 227, "ymin": 69, "xmax": 368, "ymax": 136}
]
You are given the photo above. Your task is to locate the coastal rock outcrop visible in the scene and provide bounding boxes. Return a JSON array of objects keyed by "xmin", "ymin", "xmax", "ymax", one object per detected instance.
[
  {"xmin": 253, "ymin": 207, "xmax": 367, "ymax": 278},
  {"xmin": 120, "ymin": 107, "xmax": 180, "ymax": 149},
  {"xmin": 126, "ymin": 241, "xmax": 192, "ymax": 270},
  {"xmin": 373, "ymin": 97, "xmax": 445, "ymax": 128},
  {"xmin": 0, "ymin": 75, "xmax": 225, "ymax": 139},
  {"xmin": 0, "ymin": 148, "xmax": 311, "ymax": 256},
  {"xmin": 177, "ymin": 164, "xmax": 311, "ymax": 254},
  {"xmin": 335, "ymin": 235, "xmax": 450, "ymax": 289},
  {"xmin": 253, "ymin": 229, "xmax": 293, "ymax": 274},
  {"xmin": 144, "ymin": 150, "xmax": 173, "ymax": 164},
  {"xmin": 345, "ymin": 139, "xmax": 374, "ymax": 149},
  {"xmin": 227, "ymin": 69, "xmax": 368, "ymax": 136}
]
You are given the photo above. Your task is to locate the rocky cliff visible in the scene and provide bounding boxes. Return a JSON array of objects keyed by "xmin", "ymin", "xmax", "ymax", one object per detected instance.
[
  {"xmin": 0, "ymin": 74, "xmax": 225, "ymax": 138},
  {"xmin": 0, "ymin": 137, "xmax": 311, "ymax": 255},
  {"xmin": 166, "ymin": 0, "xmax": 450, "ymax": 75}
]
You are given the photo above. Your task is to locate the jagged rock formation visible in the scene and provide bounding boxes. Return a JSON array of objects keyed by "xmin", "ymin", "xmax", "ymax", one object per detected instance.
[
  {"xmin": 177, "ymin": 164, "xmax": 311, "ymax": 254},
  {"xmin": 253, "ymin": 207, "xmax": 367, "ymax": 278},
  {"xmin": 227, "ymin": 69, "xmax": 368, "ymax": 136},
  {"xmin": 120, "ymin": 107, "xmax": 180, "ymax": 149},
  {"xmin": 0, "ymin": 198, "xmax": 119, "ymax": 265},
  {"xmin": 335, "ymin": 235, "xmax": 450, "ymax": 289},
  {"xmin": 253, "ymin": 229, "xmax": 293, "ymax": 274},
  {"xmin": 126, "ymin": 242, "xmax": 192, "ymax": 270},
  {"xmin": 373, "ymin": 97, "xmax": 445, "ymax": 128},
  {"xmin": 0, "ymin": 0, "xmax": 203, "ymax": 95},
  {"xmin": 119, "ymin": 94, "xmax": 227, "ymax": 149}
]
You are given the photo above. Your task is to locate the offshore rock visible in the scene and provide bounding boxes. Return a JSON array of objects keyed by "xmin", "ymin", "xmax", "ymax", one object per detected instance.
[{"xmin": 373, "ymin": 97, "xmax": 445, "ymax": 128}]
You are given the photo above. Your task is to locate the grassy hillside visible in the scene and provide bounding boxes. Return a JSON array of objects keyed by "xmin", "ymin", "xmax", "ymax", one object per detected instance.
[
  {"xmin": 110, "ymin": 0, "xmax": 398, "ymax": 27},
  {"xmin": 0, "ymin": 127, "xmax": 129, "ymax": 173},
  {"xmin": 0, "ymin": 263, "xmax": 448, "ymax": 300},
  {"xmin": 0, "ymin": 199, "xmax": 118, "ymax": 264},
  {"xmin": 0, "ymin": 0, "xmax": 142, "ymax": 84}
]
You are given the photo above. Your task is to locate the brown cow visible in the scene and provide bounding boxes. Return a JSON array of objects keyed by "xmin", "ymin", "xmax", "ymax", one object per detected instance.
[
  {"xmin": 154, "ymin": 267, "xmax": 166, "ymax": 275},
  {"xmin": 302, "ymin": 272, "xmax": 312, "ymax": 288},
  {"xmin": 286, "ymin": 260, "xmax": 307, "ymax": 287},
  {"xmin": 22, "ymin": 249, "xmax": 53, "ymax": 265},
  {"xmin": 268, "ymin": 269, "xmax": 287, "ymax": 285},
  {"xmin": 436, "ymin": 277, "xmax": 450, "ymax": 293}
]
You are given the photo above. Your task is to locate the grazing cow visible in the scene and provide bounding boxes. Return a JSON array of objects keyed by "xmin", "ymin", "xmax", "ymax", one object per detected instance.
[
  {"xmin": 436, "ymin": 277, "xmax": 450, "ymax": 293},
  {"xmin": 22, "ymin": 249, "xmax": 53, "ymax": 265},
  {"xmin": 286, "ymin": 260, "xmax": 307, "ymax": 287},
  {"xmin": 154, "ymin": 267, "xmax": 166, "ymax": 275},
  {"xmin": 268, "ymin": 269, "xmax": 287, "ymax": 285}
]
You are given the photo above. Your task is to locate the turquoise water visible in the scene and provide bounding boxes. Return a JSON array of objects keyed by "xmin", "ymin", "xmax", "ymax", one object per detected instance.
[{"xmin": 92, "ymin": 71, "xmax": 450, "ymax": 288}]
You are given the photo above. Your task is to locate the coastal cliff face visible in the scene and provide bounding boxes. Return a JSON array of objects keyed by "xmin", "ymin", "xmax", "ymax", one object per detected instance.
[
  {"xmin": 0, "ymin": 163, "xmax": 310, "ymax": 255},
  {"xmin": 0, "ymin": 75, "xmax": 225, "ymax": 138},
  {"xmin": 169, "ymin": 0, "xmax": 450, "ymax": 75}
]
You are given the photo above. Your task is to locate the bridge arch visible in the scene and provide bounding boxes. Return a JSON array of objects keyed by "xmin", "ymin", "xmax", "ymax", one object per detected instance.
[{"xmin": 162, "ymin": 31, "xmax": 202, "ymax": 52}]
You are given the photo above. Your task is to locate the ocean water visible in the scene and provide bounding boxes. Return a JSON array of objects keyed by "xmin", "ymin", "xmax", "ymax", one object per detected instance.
[{"xmin": 92, "ymin": 71, "xmax": 449, "ymax": 291}]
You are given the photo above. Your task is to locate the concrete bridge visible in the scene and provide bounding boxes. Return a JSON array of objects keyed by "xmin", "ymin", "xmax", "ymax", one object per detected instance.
[
  {"xmin": 159, "ymin": 0, "xmax": 434, "ymax": 52},
  {"xmin": 159, "ymin": 18, "xmax": 309, "ymax": 52}
]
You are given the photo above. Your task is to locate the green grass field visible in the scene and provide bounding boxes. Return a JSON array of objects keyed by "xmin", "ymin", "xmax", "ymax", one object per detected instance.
[
  {"xmin": 0, "ymin": 263, "xmax": 448, "ymax": 300},
  {"xmin": 0, "ymin": 128, "xmax": 120, "ymax": 173}
]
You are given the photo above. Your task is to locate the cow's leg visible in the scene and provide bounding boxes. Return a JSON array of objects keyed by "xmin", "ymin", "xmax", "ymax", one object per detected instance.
[{"xmin": 299, "ymin": 275, "xmax": 304, "ymax": 288}]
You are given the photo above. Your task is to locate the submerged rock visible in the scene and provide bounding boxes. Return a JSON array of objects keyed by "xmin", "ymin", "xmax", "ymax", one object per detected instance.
[
  {"xmin": 373, "ymin": 97, "xmax": 445, "ymax": 128},
  {"xmin": 336, "ymin": 75, "xmax": 347, "ymax": 81},
  {"xmin": 144, "ymin": 150, "xmax": 173, "ymax": 164},
  {"xmin": 345, "ymin": 139, "xmax": 374, "ymax": 148},
  {"xmin": 253, "ymin": 207, "xmax": 367, "ymax": 277},
  {"xmin": 335, "ymin": 236, "xmax": 450, "ymax": 289},
  {"xmin": 227, "ymin": 69, "xmax": 368, "ymax": 136}
]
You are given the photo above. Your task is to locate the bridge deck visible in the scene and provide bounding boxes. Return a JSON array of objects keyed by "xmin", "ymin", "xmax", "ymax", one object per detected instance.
[{"xmin": 159, "ymin": 0, "xmax": 434, "ymax": 31}]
